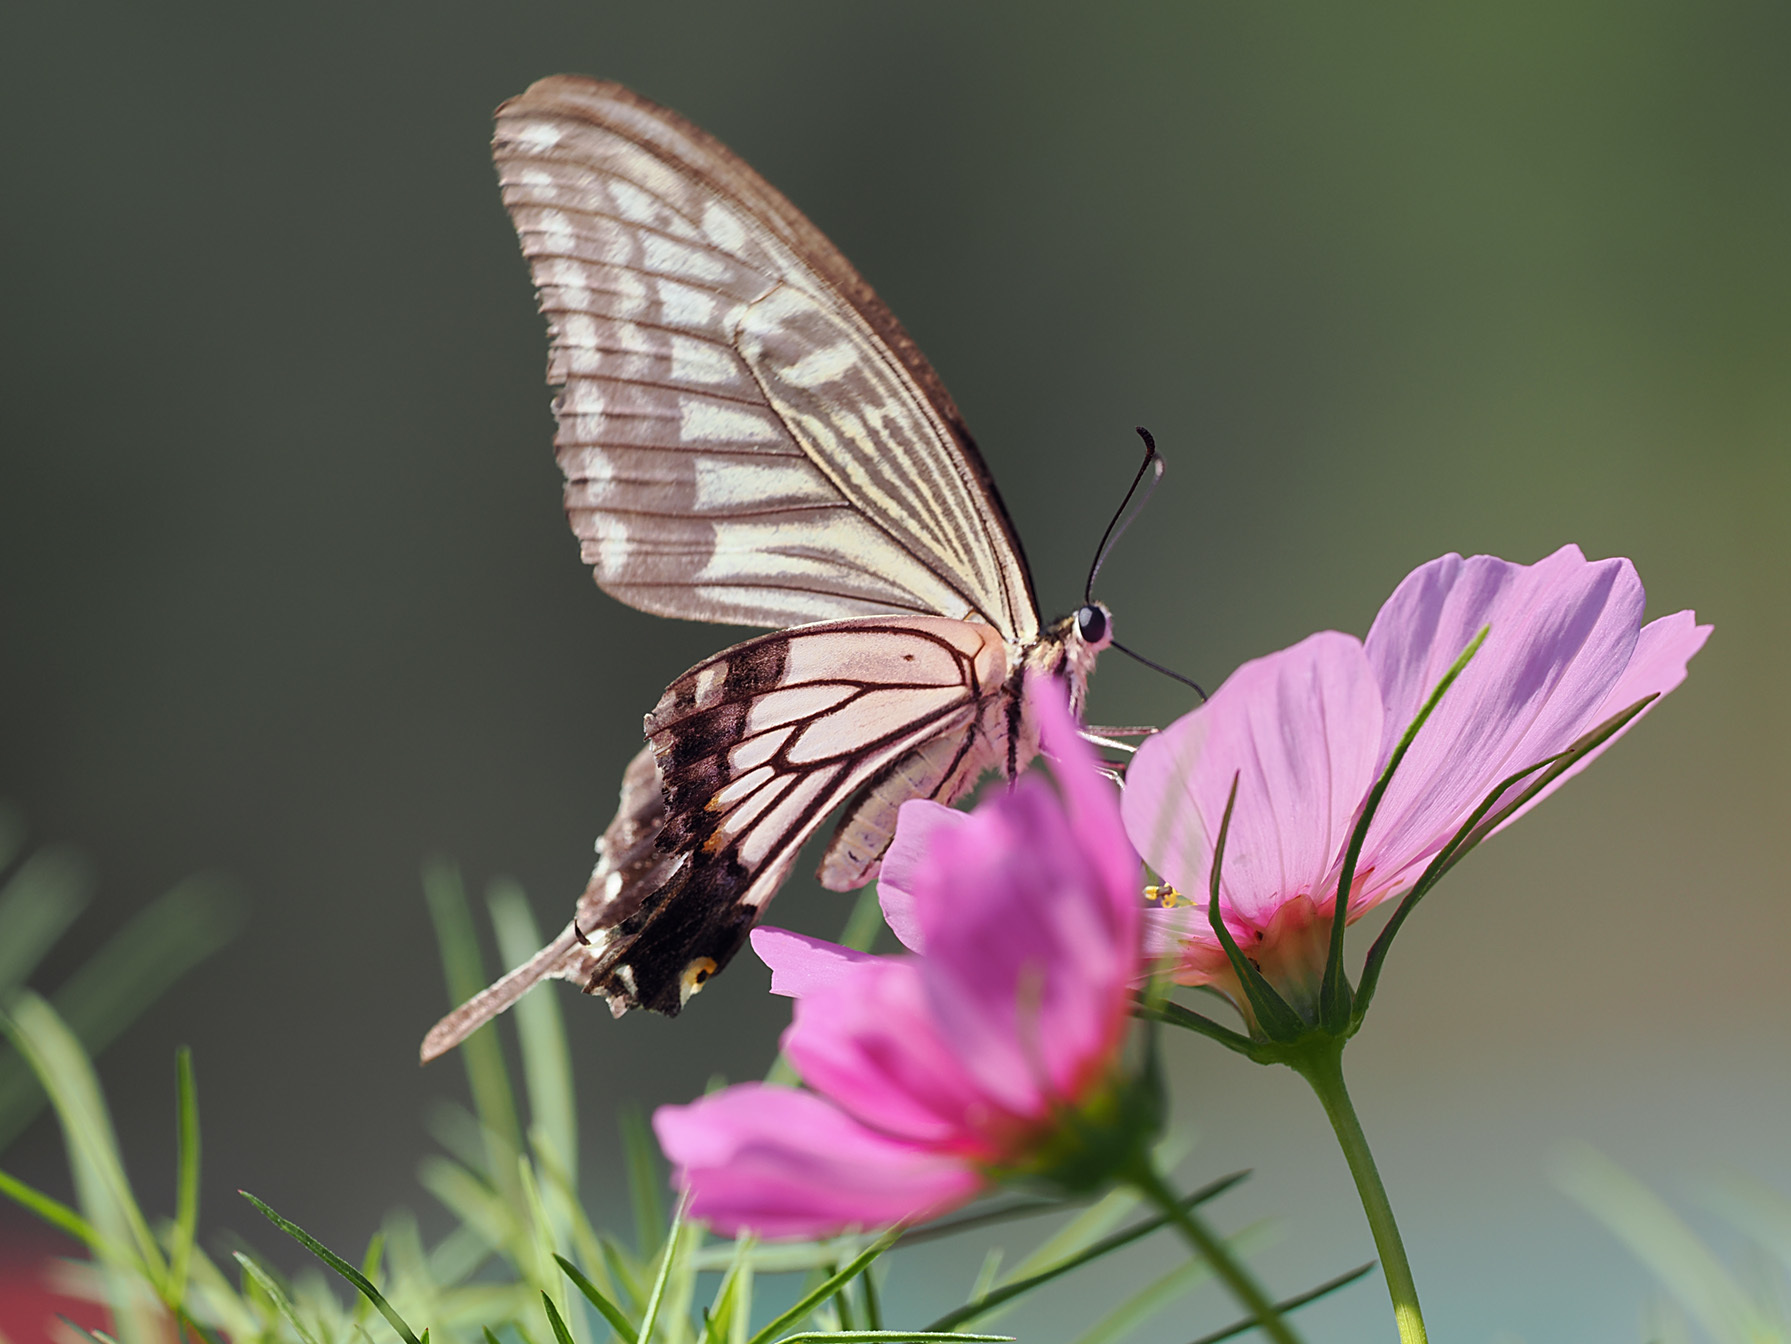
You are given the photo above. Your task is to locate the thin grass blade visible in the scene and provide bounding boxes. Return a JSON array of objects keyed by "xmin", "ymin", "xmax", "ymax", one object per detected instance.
[
  {"xmin": 491, "ymin": 881, "xmax": 578, "ymax": 1193},
  {"xmin": 744, "ymin": 1229, "xmax": 901, "ymax": 1344},
  {"xmin": 233, "ymin": 1250, "xmax": 323, "ymax": 1344},
  {"xmin": 636, "ymin": 1195, "xmax": 692, "ymax": 1344},
  {"xmin": 167, "ymin": 1047, "xmax": 201, "ymax": 1306},
  {"xmin": 545, "ymin": 1292, "xmax": 580, "ymax": 1344},
  {"xmin": 0, "ymin": 846, "xmax": 91, "ymax": 994},
  {"xmin": 242, "ymin": 1190, "xmax": 425, "ymax": 1344},
  {"xmin": 621, "ymin": 1106, "xmax": 667, "ymax": 1261},
  {"xmin": 923, "ymin": 1176, "xmax": 1245, "ymax": 1333},
  {"xmin": 425, "ymin": 859, "xmax": 525, "ymax": 1199},
  {"xmin": 1555, "ymin": 1143, "xmax": 1771, "ymax": 1344},
  {"xmin": 1183, "ymin": 1263, "xmax": 1376, "ymax": 1344},
  {"xmin": 557, "ymin": 1252, "xmax": 640, "ymax": 1344},
  {"xmin": 0, "ymin": 876, "xmax": 238, "ymax": 1152}
]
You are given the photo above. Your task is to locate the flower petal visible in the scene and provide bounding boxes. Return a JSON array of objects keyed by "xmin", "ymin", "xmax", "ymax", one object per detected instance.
[
  {"xmin": 1362, "ymin": 547, "xmax": 1650, "ymax": 887},
  {"xmin": 782, "ymin": 954, "xmax": 997, "ymax": 1149},
  {"xmin": 878, "ymin": 800, "xmax": 972, "ymax": 952},
  {"xmin": 1123, "ymin": 631, "xmax": 1382, "ymax": 929},
  {"xmin": 653, "ymin": 1084, "xmax": 981, "ymax": 1239},
  {"xmin": 914, "ymin": 765, "xmax": 1136, "ymax": 1114},
  {"xmin": 1487, "ymin": 608, "xmax": 1711, "ymax": 833},
  {"xmin": 751, "ymin": 927, "xmax": 879, "ymax": 999},
  {"xmin": 1034, "ymin": 672, "xmax": 1140, "ymax": 938}
]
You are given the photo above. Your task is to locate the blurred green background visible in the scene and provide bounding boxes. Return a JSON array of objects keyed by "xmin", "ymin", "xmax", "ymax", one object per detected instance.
[{"xmin": 1, "ymin": 1, "xmax": 1785, "ymax": 1338}]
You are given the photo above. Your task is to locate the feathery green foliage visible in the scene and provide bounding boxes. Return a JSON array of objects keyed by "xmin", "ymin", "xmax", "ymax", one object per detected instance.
[{"xmin": 0, "ymin": 863, "xmax": 1364, "ymax": 1343}]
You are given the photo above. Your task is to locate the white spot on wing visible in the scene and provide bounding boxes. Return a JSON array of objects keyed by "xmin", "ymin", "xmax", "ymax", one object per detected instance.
[
  {"xmin": 670, "ymin": 335, "xmax": 739, "ymax": 387},
  {"xmin": 660, "ymin": 283, "xmax": 720, "ymax": 329},
  {"xmin": 782, "ymin": 343, "xmax": 858, "ymax": 389},
  {"xmin": 515, "ymin": 121, "xmax": 564, "ymax": 151},
  {"xmin": 702, "ymin": 201, "xmax": 749, "ymax": 254},
  {"xmin": 692, "ymin": 456, "xmax": 832, "ymax": 511},
  {"xmin": 597, "ymin": 519, "xmax": 630, "ymax": 579},
  {"xmin": 680, "ymin": 400, "xmax": 781, "ymax": 445}
]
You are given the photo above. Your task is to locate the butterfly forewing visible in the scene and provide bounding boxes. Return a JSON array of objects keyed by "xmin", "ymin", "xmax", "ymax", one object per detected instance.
[
  {"xmin": 493, "ymin": 77, "xmax": 1038, "ymax": 640},
  {"xmin": 419, "ymin": 77, "xmax": 1114, "ymax": 1057}
]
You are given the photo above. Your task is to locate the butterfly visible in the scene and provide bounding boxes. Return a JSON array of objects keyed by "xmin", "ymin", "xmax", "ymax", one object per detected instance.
[{"xmin": 420, "ymin": 76, "xmax": 1135, "ymax": 1062}]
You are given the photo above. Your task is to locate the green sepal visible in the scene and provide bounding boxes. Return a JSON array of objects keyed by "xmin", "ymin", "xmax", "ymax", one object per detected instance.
[
  {"xmin": 1351, "ymin": 692, "xmax": 1656, "ymax": 1024},
  {"xmin": 1203, "ymin": 777, "xmax": 1306, "ymax": 1042},
  {"xmin": 1131, "ymin": 997, "xmax": 1262, "ymax": 1059},
  {"xmin": 1317, "ymin": 627, "xmax": 1486, "ymax": 1030}
]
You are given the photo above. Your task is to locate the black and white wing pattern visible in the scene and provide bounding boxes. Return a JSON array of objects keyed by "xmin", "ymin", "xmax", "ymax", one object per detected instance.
[
  {"xmin": 420, "ymin": 77, "xmax": 1114, "ymax": 1060},
  {"xmin": 495, "ymin": 76, "xmax": 1038, "ymax": 640}
]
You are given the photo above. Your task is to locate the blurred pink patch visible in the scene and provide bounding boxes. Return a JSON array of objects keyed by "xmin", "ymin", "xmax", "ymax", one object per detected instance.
[
  {"xmin": 1123, "ymin": 546, "xmax": 1709, "ymax": 1019},
  {"xmin": 0, "ymin": 1231, "xmax": 112, "ymax": 1343},
  {"xmin": 656, "ymin": 677, "xmax": 1144, "ymax": 1239}
]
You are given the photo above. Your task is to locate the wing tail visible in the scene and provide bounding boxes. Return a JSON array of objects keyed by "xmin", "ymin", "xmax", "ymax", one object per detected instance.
[{"xmin": 419, "ymin": 921, "xmax": 586, "ymax": 1063}]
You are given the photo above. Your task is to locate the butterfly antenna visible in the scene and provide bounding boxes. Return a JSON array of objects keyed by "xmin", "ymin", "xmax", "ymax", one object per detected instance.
[
  {"xmin": 1112, "ymin": 639, "xmax": 1207, "ymax": 700},
  {"xmin": 1085, "ymin": 427, "xmax": 1207, "ymax": 701},
  {"xmin": 1084, "ymin": 427, "xmax": 1165, "ymax": 604}
]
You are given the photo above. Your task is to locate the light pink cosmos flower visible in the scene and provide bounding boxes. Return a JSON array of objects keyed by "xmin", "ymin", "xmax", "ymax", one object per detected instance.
[
  {"xmin": 653, "ymin": 679, "xmax": 1144, "ymax": 1239},
  {"xmin": 1122, "ymin": 546, "xmax": 1710, "ymax": 1020}
]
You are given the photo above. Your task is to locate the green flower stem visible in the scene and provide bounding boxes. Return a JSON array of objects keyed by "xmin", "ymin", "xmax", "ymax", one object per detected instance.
[
  {"xmin": 1290, "ymin": 1042, "xmax": 1427, "ymax": 1344},
  {"xmin": 1127, "ymin": 1161, "xmax": 1302, "ymax": 1344}
]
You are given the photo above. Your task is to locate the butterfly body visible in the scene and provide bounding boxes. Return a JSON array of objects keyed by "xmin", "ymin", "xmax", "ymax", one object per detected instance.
[{"xmin": 419, "ymin": 76, "xmax": 1116, "ymax": 1061}]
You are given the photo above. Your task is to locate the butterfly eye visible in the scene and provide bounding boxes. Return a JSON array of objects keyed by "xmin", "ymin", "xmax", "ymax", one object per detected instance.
[{"xmin": 1076, "ymin": 604, "xmax": 1110, "ymax": 647}]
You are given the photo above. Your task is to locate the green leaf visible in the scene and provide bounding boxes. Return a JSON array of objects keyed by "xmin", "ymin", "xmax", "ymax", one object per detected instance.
[
  {"xmin": 744, "ymin": 1228, "xmax": 901, "ymax": 1344},
  {"xmin": 1067, "ymin": 1255, "xmax": 1213, "ymax": 1344},
  {"xmin": 0, "ymin": 845, "xmax": 91, "ymax": 994},
  {"xmin": 544, "ymin": 1292, "xmax": 579, "ymax": 1344},
  {"xmin": 167, "ymin": 1047, "xmax": 201, "ymax": 1306},
  {"xmin": 1183, "ymin": 1263, "xmax": 1375, "ymax": 1344},
  {"xmin": 2, "ymin": 993, "xmax": 168, "ymax": 1325},
  {"xmin": 242, "ymin": 1189, "xmax": 426, "ymax": 1344},
  {"xmin": 858, "ymin": 1264, "xmax": 880, "ymax": 1333},
  {"xmin": 355, "ymin": 1229, "xmax": 388, "ymax": 1328},
  {"xmin": 0, "ymin": 801, "xmax": 25, "ymax": 873},
  {"xmin": 922, "ymin": 1174, "xmax": 1245, "ymax": 1333},
  {"xmin": 0, "ymin": 875, "xmax": 239, "ymax": 1152},
  {"xmin": 55, "ymin": 1316, "xmax": 118, "ymax": 1344},
  {"xmin": 232, "ymin": 1250, "xmax": 323, "ymax": 1344},
  {"xmin": 557, "ymin": 1252, "xmax": 640, "ymax": 1344},
  {"xmin": 770, "ymin": 1335, "xmax": 1010, "ymax": 1344},
  {"xmin": 1554, "ymin": 1143, "xmax": 1773, "ymax": 1344},
  {"xmin": 425, "ymin": 859, "xmax": 525, "ymax": 1200},
  {"xmin": 491, "ymin": 881, "xmax": 579, "ymax": 1194},
  {"xmin": 0, "ymin": 1163, "xmax": 126, "ymax": 1259},
  {"xmin": 637, "ymin": 1195, "xmax": 692, "ymax": 1344},
  {"xmin": 621, "ymin": 1105, "xmax": 667, "ymax": 1260}
]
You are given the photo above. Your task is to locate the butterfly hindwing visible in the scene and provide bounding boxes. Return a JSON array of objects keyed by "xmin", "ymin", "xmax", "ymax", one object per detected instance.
[
  {"xmin": 586, "ymin": 616, "xmax": 1013, "ymax": 1014},
  {"xmin": 492, "ymin": 76, "xmax": 1038, "ymax": 641}
]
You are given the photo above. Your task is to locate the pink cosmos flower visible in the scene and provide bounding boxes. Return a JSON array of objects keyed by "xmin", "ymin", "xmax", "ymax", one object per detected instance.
[
  {"xmin": 1122, "ymin": 546, "xmax": 1710, "ymax": 1020},
  {"xmin": 653, "ymin": 679, "xmax": 1144, "ymax": 1239}
]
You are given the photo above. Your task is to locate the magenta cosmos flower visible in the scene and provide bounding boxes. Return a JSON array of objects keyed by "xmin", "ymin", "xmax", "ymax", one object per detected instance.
[
  {"xmin": 1122, "ymin": 546, "xmax": 1710, "ymax": 1021},
  {"xmin": 652, "ymin": 679, "xmax": 1145, "ymax": 1239}
]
